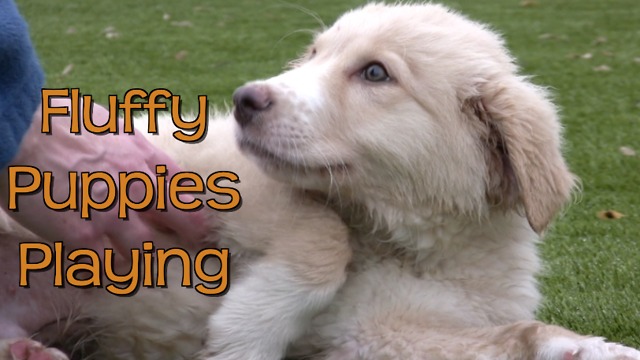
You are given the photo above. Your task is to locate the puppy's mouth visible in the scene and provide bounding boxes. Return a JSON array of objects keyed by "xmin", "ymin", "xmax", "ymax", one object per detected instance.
[{"xmin": 238, "ymin": 138, "xmax": 349, "ymax": 175}]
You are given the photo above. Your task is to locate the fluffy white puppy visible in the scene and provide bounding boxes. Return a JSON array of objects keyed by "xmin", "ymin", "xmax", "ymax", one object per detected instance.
[{"xmin": 202, "ymin": 3, "xmax": 640, "ymax": 360}]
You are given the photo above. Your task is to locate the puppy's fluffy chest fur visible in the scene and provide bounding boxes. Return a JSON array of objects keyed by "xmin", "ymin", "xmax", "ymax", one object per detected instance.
[
  {"xmin": 292, "ymin": 203, "xmax": 543, "ymax": 353},
  {"xmin": 338, "ymin": 199, "xmax": 538, "ymax": 277}
]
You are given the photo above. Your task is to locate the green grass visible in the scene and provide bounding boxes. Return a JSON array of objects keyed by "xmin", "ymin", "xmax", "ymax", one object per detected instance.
[{"xmin": 17, "ymin": 0, "xmax": 640, "ymax": 348}]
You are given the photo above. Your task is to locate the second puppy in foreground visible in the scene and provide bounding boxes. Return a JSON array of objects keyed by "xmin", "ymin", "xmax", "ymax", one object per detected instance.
[{"xmin": 203, "ymin": 3, "xmax": 640, "ymax": 360}]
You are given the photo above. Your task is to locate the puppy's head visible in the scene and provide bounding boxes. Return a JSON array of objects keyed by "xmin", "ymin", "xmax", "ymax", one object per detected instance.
[{"xmin": 234, "ymin": 3, "xmax": 576, "ymax": 233}]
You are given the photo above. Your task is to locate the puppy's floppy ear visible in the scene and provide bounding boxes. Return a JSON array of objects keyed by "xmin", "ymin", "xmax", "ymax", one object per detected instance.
[{"xmin": 468, "ymin": 77, "xmax": 577, "ymax": 233}]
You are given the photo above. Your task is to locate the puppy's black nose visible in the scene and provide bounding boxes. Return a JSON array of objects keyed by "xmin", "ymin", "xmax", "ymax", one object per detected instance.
[{"xmin": 233, "ymin": 85, "xmax": 272, "ymax": 127}]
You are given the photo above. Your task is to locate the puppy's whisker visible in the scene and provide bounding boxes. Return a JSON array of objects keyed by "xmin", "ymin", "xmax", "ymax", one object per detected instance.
[
  {"xmin": 275, "ymin": 2, "xmax": 327, "ymax": 30},
  {"xmin": 290, "ymin": 138, "xmax": 307, "ymax": 184},
  {"xmin": 314, "ymin": 132, "xmax": 345, "ymax": 208},
  {"xmin": 273, "ymin": 28, "xmax": 317, "ymax": 54}
]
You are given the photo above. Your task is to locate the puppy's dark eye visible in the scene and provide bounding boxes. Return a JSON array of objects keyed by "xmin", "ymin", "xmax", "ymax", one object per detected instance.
[{"xmin": 362, "ymin": 63, "xmax": 390, "ymax": 82}]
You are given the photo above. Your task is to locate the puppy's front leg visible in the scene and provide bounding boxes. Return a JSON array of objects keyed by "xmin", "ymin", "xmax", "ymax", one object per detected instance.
[
  {"xmin": 320, "ymin": 320, "xmax": 640, "ymax": 360},
  {"xmin": 202, "ymin": 194, "xmax": 351, "ymax": 360},
  {"xmin": 204, "ymin": 258, "xmax": 348, "ymax": 360}
]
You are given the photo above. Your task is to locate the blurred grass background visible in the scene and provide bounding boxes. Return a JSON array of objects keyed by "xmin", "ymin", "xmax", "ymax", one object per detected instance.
[{"xmin": 17, "ymin": 0, "xmax": 640, "ymax": 347}]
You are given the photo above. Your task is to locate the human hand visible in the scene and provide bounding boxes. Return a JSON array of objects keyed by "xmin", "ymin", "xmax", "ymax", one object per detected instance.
[{"xmin": 0, "ymin": 97, "xmax": 208, "ymax": 253}]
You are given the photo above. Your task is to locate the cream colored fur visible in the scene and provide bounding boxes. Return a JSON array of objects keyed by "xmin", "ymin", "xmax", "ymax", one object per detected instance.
[
  {"xmin": 205, "ymin": 3, "xmax": 638, "ymax": 360},
  {"xmin": 1, "ymin": 2, "xmax": 639, "ymax": 360}
]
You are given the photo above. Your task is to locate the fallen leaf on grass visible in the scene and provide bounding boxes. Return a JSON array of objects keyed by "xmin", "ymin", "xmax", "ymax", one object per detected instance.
[
  {"xmin": 163, "ymin": 13, "xmax": 171, "ymax": 21},
  {"xmin": 175, "ymin": 50, "xmax": 188, "ymax": 61},
  {"xmin": 597, "ymin": 210, "xmax": 624, "ymax": 220},
  {"xmin": 593, "ymin": 64, "xmax": 611, "ymax": 72},
  {"xmin": 581, "ymin": 52, "xmax": 593, "ymax": 59},
  {"xmin": 521, "ymin": 0, "xmax": 538, "ymax": 7},
  {"xmin": 634, "ymin": 57, "xmax": 640, "ymax": 64},
  {"xmin": 538, "ymin": 33, "xmax": 568, "ymax": 41},
  {"xmin": 619, "ymin": 146, "xmax": 636, "ymax": 156},
  {"xmin": 171, "ymin": 21, "xmax": 193, "ymax": 27},
  {"xmin": 66, "ymin": 27, "xmax": 76, "ymax": 35},
  {"xmin": 102, "ymin": 26, "xmax": 120, "ymax": 39},
  {"xmin": 592, "ymin": 36, "xmax": 607, "ymax": 45},
  {"xmin": 61, "ymin": 64, "xmax": 74, "ymax": 77}
]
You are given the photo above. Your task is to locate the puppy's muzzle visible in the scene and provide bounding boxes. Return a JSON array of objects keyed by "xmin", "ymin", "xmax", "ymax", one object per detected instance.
[{"xmin": 233, "ymin": 84, "xmax": 272, "ymax": 127}]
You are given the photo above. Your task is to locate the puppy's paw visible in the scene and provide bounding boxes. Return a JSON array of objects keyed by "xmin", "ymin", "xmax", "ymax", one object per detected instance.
[
  {"xmin": 540, "ymin": 337, "xmax": 640, "ymax": 360},
  {"xmin": 0, "ymin": 339, "xmax": 69, "ymax": 360},
  {"xmin": 0, "ymin": 339, "xmax": 68, "ymax": 360}
]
